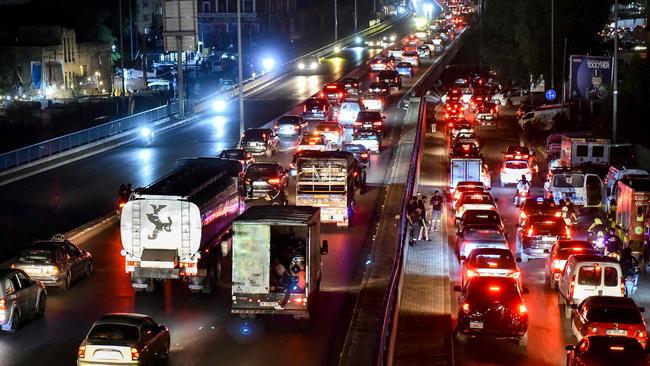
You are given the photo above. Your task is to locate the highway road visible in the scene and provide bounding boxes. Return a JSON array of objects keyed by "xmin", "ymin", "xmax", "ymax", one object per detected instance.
[{"xmin": 0, "ymin": 16, "xmax": 460, "ymax": 366}]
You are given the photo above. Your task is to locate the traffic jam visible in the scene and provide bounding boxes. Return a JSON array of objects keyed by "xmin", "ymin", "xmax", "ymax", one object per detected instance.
[
  {"xmin": 0, "ymin": 8, "xmax": 469, "ymax": 365},
  {"xmin": 437, "ymin": 61, "xmax": 650, "ymax": 363}
]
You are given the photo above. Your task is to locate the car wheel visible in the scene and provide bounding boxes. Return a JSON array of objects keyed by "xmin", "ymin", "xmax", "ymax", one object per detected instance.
[
  {"xmin": 36, "ymin": 292, "xmax": 47, "ymax": 316},
  {"xmin": 7, "ymin": 309, "xmax": 20, "ymax": 333},
  {"xmin": 85, "ymin": 262, "xmax": 93, "ymax": 278},
  {"xmin": 162, "ymin": 340, "xmax": 170, "ymax": 360},
  {"xmin": 518, "ymin": 332, "xmax": 528, "ymax": 347},
  {"xmin": 61, "ymin": 271, "xmax": 71, "ymax": 290}
]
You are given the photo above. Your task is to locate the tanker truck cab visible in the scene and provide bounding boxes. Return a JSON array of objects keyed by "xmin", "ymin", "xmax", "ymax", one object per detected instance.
[
  {"xmin": 231, "ymin": 206, "xmax": 328, "ymax": 320},
  {"xmin": 120, "ymin": 158, "xmax": 243, "ymax": 293}
]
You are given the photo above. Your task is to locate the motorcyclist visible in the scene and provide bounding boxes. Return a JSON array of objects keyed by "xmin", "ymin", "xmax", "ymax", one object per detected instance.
[
  {"xmin": 515, "ymin": 174, "xmax": 530, "ymax": 203},
  {"xmin": 604, "ymin": 227, "xmax": 623, "ymax": 257},
  {"xmin": 620, "ymin": 247, "xmax": 639, "ymax": 292},
  {"xmin": 561, "ymin": 201, "xmax": 577, "ymax": 226},
  {"xmin": 588, "ymin": 217, "xmax": 607, "ymax": 240}
]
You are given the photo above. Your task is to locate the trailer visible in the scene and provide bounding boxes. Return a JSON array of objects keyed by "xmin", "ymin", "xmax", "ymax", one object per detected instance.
[
  {"xmin": 450, "ymin": 158, "xmax": 491, "ymax": 191},
  {"xmin": 615, "ymin": 177, "xmax": 650, "ymax": 250},
  {"xmin": 120, "ymin": 157, "xmax": 243, "ymax": 293},
  {"xmin": 231, "ymin": 206, "xmax": 328, "ymax": 320}
]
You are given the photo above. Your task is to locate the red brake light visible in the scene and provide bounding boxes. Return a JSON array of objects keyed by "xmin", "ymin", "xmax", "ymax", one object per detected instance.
[
  {"xmin": 268, "ymin": 178, "xmax": 281, "ymax": 184},
  {"xmin": 520, "ymin": 211, "xmax": 526, "ymax": 220},
  {"xmin": 488, "ymin": 286, "xmax": 500, "ymax": 292},
  {"xmin": 519, "ymin": 304, "xmax": 527, "ymax": 314},
  {"xmin": 466, "ymin": 269, "xmax": 478, "ymax": 278},
  {"xmin": 372, "ymin": 121, "xmax": 382, "ymax": 126},
  {"xmin": 78, "ymin": 345, "xmax": 86, "ymax": 359},
  {"xmin": 565, "ymin": 226, "xmax": 571, "ymax": 237},
  {"xmin": 303, "ymin": 104, "xmax": 307, "ymax": 112},
  {"xmin": 462, "ymin": 302, "xmax": 470, "ymax": 313},
  {"xmin": 610, "ymin": 346, "xmax": 625, "ymax": 351},
  {"xmin": 131, "ymin": 347, "xmax": 140, "ymax": 361},
  {"xmin": 326, "ymin": 85, "xmax": 337, "ymax": 89},
  {"xmin": 360, "ymin": 153, "xmax": 369, "ymax": 158},
  {"xmin": 569, "ymin": 275, "xmax": 575, "ymax": 298}
]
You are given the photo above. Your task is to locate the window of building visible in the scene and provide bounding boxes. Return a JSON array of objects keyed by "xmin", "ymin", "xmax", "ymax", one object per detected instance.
[
  {"xmin": 203, "ymin": 1, "xmax": 210, "ymax": 13},
  {"xmin": 80, "ymin": 65, "xmax": 88, "ymax": 77}
]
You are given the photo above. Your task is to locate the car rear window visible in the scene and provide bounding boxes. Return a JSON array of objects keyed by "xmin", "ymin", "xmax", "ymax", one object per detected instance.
[
  {"xmin": 242, "ymin": 129, "xmax": 268, "ymax": 140},
  {"xmin": 278, "ymin": 117, "xmax": 300, "ymax": 125},
  {"xmin": 461, "ymin": 194, "xmax": 493, "ymax": 205},
  {"xmin": 378, "ymin": 71, "xmax": 398, "ymax": 79},
  {"xmin": 466, "ymin": 278, "xmax": 520, "ymax": 304},
  {"xmin": 463, "ymin": 211, "xmax": 500, "ymax": 225},
  {"xmin": 471, "ymin": 253, "xmax": 516, "ymax": 269},
  {"xmin": 18, "ymin": 250, "xmax": 54, "ymax": 264},
  {"xmin": 357, "ymin": 111, "xmax": 382, "ymax": 120},
  {"xmin": 578, "ymin": 265, "xmax": 602, "ymax": 286},
  {"xmin": 88, "ymin": 324, "xmax": 140, "ymax": 342},
  {"xmin": 305, "ymin": 99, "xmax": 326, "ymax": 109},
  {"xmin": 529, "ymin": 219, "xmax": 565, "ymax": 235},
  {"xmin": 588, "ymin": 305, "xmax": 642, "ymax": 323},
  {"xmin": 246, "ymin": 164, "xmax": 277, "ymax": 176},
  {"xmin": 464, "ymin": 228, "xmax": 505, "ymax": 241},
  {"xmin": 342, "ymin": 145, "xmax": 364, "ymax": 153},
  {"xmin": 604, "ymin": 266, "xmax": 619, "ymax": 286},
  {"xmin": 341, "ymin": 102, "xmax": 360, "ymax": 111},
  {"xmin": 505, "ymin": 161, "xmax": 528, "ymax": 169},
  {"xmin": 220, "ymin": 150, "xmax": 245, "ymax": 159}
]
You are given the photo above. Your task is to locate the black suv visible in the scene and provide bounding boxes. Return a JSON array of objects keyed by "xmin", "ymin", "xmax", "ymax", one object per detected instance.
[
  {"xmin": 243, "ymin": 162, "xmax": 289, "ymax": 201},
  {"xmin": 455, "ymin": 276, "xmax": 529, "ymax": 347},
  {"xmin": 376, "ymin": 70, "xmax": 402, "ymax": 89},
  {"xmin": 240, "ymin": 128, "xmax": 279, "ymax": 157}
]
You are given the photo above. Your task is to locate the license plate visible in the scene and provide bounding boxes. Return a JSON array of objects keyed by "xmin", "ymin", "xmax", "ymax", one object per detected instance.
[
  {"xmin": 248, "ymin": 143, "xmax": 258, "ymax": 147},
  {"xmin": 606, "ymin": 329, "xmax": 628, "ymax": 336},
  {"xmin": 253, "ymin": 182, "xmax": 266, "ymax": 186},
  {"xmin": 542, "ymin": 237, "xmax": 557, "ymax": 242},
  {"xmin": 260, "ymin": 301, "xmax": 278, "ymax": 307},
  {"xmin": 469, "ymin": 321, "xmax": 484, "ymax": 329}
]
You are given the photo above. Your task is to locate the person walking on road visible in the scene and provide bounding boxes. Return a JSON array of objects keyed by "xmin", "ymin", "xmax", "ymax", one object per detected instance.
[{"xmin": 430, "ymin": 190, "xmax": 444, "ymax": 231}]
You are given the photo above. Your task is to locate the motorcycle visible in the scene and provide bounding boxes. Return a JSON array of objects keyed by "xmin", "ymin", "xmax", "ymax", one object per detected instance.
[
  {"xmin": 514, "ymin": 189, "xmax": 529, "ymax": 207},
  {"xmin": 592, "ymin": 237, "xmax": 605, "ymax": 255},
  {"xmin": 625, "ymin": 272, "xmax": 639, "ymax": 296}
]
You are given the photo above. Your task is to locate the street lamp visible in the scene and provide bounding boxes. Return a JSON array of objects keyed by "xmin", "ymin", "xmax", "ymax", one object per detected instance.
[
  {"xmin": 334, "ymin": 0, "xmax": 338, "ymax": 42},
  {"xmin": 237, "ymin": 0, "xmax": 245, "ymax": 136},
  {"xmin": 613, "ymin": 0, "xmax": 619, "ymax": 143}
]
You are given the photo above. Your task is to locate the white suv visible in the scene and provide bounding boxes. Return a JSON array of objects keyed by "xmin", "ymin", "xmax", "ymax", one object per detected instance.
[{"xmin": 557, "ymin": 254, "xmax": 623, "ymax": 319}]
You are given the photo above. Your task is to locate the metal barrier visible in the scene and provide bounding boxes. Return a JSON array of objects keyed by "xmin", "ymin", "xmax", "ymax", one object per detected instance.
[
  {"xmin": 0, "ymin": 102, "xmax": 177, "ymax": 171},
  {"xmin": 374, "ymin": 98, "xmax": 426, "ymax": 366}
]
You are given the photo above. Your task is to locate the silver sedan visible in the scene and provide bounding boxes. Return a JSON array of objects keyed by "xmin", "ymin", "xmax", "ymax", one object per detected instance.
[{"xmin": 0, "ymin": 269, "xmax": 47, "ymax": 332}]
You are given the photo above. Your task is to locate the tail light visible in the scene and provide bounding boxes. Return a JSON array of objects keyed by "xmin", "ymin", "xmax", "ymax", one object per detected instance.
[
  {"xmin": 565, "ymin": 226, "xmax": 571, "ymax": 237},
  {"xmin": 274, "ymin": 125, "xmax": 279, "ymax": 130},
  {"xmin": 621, "ymin": 280, "xmax": 626, "ymax": 296},
  {"xmin": 309, "ymin": 141, "xmax": 316, "ymax": 145},
  {"xmin": 507, "ymin": 271, "xmax": 521, "ymax": 279},
  {"xmin": 488, "ymin": 286, "xmax": 501, "ymax": 292},
  {"xmin": 78, "ymin": 345, "xmax": 86, "ymax": 359},
  {"xmin": 466, "ymin": 269, "xmax": 478, "ymax": 278},
  {"xmin": 294, "ymin": 125, "xmax": 300, "ymax": 129},
  {"xmin": 569, "ymin": 275, "xmax": 575, "ymax": 299},
  {"xmin": 590, "ymin": 327, "xmax": 599, "ymax": 334},
  {"xmin": 520, "ymin": 211, "xmax": 526, "ymax": 220},
  {"xmin": 319, "ymin": 92, "xmax": 324, "ymax": 98},
  {"xmin": 353, "ymin": 171, "xmax": 359, "ymax": 177},
  {"xmin": 636, "ymin": 330, "xmax": 646, "ymax": 338},
  {"xmin": 354, "ymin": 121, "xmax": 362, "ymax": 126},
  {"xmin": 0, "ymin": 299, "xmax": 6, "ymax": 311},
  {"xmin": 372, "ymin": 121, "xmax": 382, "ymax": 126},
  {"xmin": 527, "ymin": 226, "xmax": 534, "ymax": 236},
  {"xmin": 519, "ymin": 304, "xmax": 528, "ymax": 314},
  {"xmin": 322, "ymin": 105, "xmax": 327, "ymax": 112},
  {"xmin": 360, "ymin": 153, "xmax": 369, "ymax": 158},
  {"xmin": 303, "ymin": 104, "xmax": 307, "ymax": 112},
  {"xmin": 125, "ymin": 260, "xmax": 138, "ymax": 273},
  {"xmin": 268, "ymin": 178, "xmax": 281, "ymax": 184},
  {"xmin": 131, "ymin": 347, "xmax": 140, "ymax": 361},
  {"xmin": 262, "ymin": 133, "xmax": 267, "ymax": 140},
  {"xmin": 119, "ymin": 202, "xmax": 126, "ymax": 208},
  {"xmin": 462, "ymin": 302, "xmax": 470, "ymax": 313},
  {"xmin": 394, "ymin": 78, "xmax": 398, "ymax": 82},
  {"xmin": 552, "ymin": 260, "xmax": 561, "ymax": 271},
  {"xmin": 180, "ymin": 262, "xmax": 197, "ymax": 276},
  {"xmin": 554, "ymin": 211, "xmax": 562, "ymax": 217}
]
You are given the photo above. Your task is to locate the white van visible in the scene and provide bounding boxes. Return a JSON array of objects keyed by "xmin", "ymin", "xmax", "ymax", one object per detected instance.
[
  {"xmin": 337, "ymin": 100, "xmax": 363, "ymax": 127},
  {"xmin": 518, "ymin": 104, "xmax": 570, "ymax": 131},
  {"xmin": 557, "ymin": 255, "xmax": 623, "ymax": 319},
  {"xmin": 544, "ymin": 169, "xmax": 605, "ymax": 207}
]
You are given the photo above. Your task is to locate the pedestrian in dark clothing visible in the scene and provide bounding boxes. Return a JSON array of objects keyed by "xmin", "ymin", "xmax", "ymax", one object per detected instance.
[
  {"xmin": 430, "ymin": 190, "xmax": 444, "ymax": 231},
  {"xmin": 408, "ymin": 206, "xmax": 422, "ymax": 245}
]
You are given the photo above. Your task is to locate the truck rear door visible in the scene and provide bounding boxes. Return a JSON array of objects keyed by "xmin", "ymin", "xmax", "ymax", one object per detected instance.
[
  {"xmin": 466, "ymin": 159, "xmax": 481, "ymax": 182},
  {"xmin": 450, "ymin": 159, "xmax": 466, "ymax": 189},
  {"xmin": 232, "ymin": 223, "xmax": 270, "ymax": 296}
]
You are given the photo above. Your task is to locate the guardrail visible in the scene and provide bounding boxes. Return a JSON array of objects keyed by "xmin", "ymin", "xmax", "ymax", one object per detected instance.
[
  {"xmin": 374, "ymin": 98, "xmax": 426, "ymax": 366},
  {"xmin": 0, "ymin": 12, "xmax": 410, "ymax": 174}
]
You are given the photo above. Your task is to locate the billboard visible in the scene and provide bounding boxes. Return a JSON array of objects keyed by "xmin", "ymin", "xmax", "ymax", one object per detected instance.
[{"xmin": 569, "ymin": 55, "xmax": 613, "ymax": 101}]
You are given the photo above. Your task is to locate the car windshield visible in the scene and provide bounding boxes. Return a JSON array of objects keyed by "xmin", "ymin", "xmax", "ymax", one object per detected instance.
[
  {"xmin": 397, "ymin": 63, "xmax": 411, "ymax": 67},
  {"xmin": 220, "ymin": 150, "xmax": 245, "ymax": 159},
  {"xmin": 461, "ymin": 194, "xmax": 493, "ymax": 205},
  {"xmin": 18, "ymin": 250, "xmax": 54, "ymax": 264},
  {"xmin": 505, "ymin": 161, "xmax": 528, "ymax": 169},
  {"xmin": 471, "ymin": 252, "xmax": 517, "ymax": 269},
  {"xmin": 88, "ymin": 324, "xmax": 140, "ymax": 342},
  {"xmin": 305, "ymin": 99, "xmax": 326, "ymax": 109},
  {"xmin": 464, "ymin": 228, "xmax": 505, "ymax": 241},
  {"xmin": 587, "ymin": 305, "xmax": 643, "ymax": 323},
  {"xmin": 553, "ymin": 174, "xmax": 585, "ymax": 188},
  {"xmin": 341, "ymin": 102, "xmax": 360, "ymax": 111},
  {"xmin": 528, "ymin": 218, "xmax": 565, "ymax": 235}
]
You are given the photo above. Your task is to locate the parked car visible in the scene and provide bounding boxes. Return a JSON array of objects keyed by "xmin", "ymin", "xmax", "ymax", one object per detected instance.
[
  {"xmin": 454, "ymin": 276, "xmax": 529, "ymax": 347},
  {"xmin": 0, "ymin": 269, "xmax": 47, "ymax": 332},
  {"xmin": 12, "ymin": 235, "xmax": 93, "ymax": 289},
  {"xmin": 77, "ymin": 313, "xmax": 170, "ymax": 366}
]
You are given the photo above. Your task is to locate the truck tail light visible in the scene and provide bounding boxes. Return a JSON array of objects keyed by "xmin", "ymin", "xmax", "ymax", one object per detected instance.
[
  {"xmin": 181, "ymin": 262, "xmax": 198, "ymax": 276},
  {"xmin": 519, "ymin": 304, "xmax": 528, "ymax": 314},
  {"xmin": 268, "ymin": 178, "xmax": 281, "ymax": 184},
  {"xmin": 131, "ymin": 347, "xmax": 140, "ymax": 361},
  {"xmin": 78, "ymin": 345, "xmax": 86, "ymax": 359},
  {"xmin": 125, "ymin": 260, "xmax": 138, "ymax": 273}
]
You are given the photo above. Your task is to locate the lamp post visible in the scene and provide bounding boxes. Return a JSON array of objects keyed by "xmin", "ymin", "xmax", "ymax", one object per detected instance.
[
  {"xmin": 118, "ymin": 0, "xmax": 126, "ymax": 96},
  {"xmin": 613, "ymin": 0, "xmax": 619, "ymax": 143},
  {"xmin": 550, "ymin": 0, "xmax": 554, "ymax": 90},
  {"xmin": 237, "ymin": 0, "xmax": 245, "ymax": 136},
  {"xmin": 354, "ymin": 0, "xmax": 358, "ymax": 32},
  {"xmin": 334, "ymin": 0, "xmax": 338, "ymax": 42}
]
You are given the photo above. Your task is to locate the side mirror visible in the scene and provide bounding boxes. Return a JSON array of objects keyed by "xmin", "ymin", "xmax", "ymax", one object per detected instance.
[
  {"xmin": 570, "ymin": 304, "xmax": 578, "ymax": 309},
  {"xmin": 453, "ymin": 285, "xmax": 463, "ymax": 292},
  {"xmin": 640, "ymin": 307, "xmax": 645, "ymax": 313},
  {"xmin": 565, "ymin": 345, "xmax": 575, "ymax": 351},
  {"xmin": 459, "ymin": 255, "xmax": 466, "ymax": 261},
  {"xmin": 543, "ymin": 249, "xmax": 550, "ymax": 254},
  {"xmin": 515, "ymin": 257, "xmax": 522, "ymax": 263},
  {"xmin": 159, "ymin": 325, "xmax": 167, "ymax": 332},
  {"xmin": 382, "ymin": 116, "xmax": 386, "ymax": 119},
  {"xmin": 522, "ymin": 287, "xmax": 530, "ymax": 295},
  {"xmin": 320, "ymin": 240, "xmax": 329, "ymax": 255}
]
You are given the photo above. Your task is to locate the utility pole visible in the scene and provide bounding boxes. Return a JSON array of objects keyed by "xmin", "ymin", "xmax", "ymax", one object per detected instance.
[
  {"xmin": 550, "ymin": 0, "xmax": 554, "ymax": 90},
  {"xmin": 613, "ymin": 0, "xmax": 619, "ymax": 143},
  {"xmin": 129, "ymin": 0, "xmax": 134, "ymax": 61},
  {"xmin": 354, "ymin": 0, "xmax": 358, "ymax": 32},
  {"xmin": 237, "ymin": 0, "xmax": 245, "ymax": 136},
  {"xmin": 334, "ymin": 0, "xmax": 338, "ymax": 42},
  {"xmin": 561, "ymin": 37, "xmax": 567, "ymax": 103},
  {"xmin": 119, "ymin": 0, "xmax": 126, "ymax": 96}
]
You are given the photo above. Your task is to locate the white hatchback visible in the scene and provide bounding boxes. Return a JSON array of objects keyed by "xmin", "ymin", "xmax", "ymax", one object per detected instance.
[{"xmin": 500, "ymin": 160, "xmax": 532, "ymax": 186}]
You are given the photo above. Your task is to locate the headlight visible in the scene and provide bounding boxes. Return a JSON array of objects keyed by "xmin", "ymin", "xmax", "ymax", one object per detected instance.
[
  {"xmin": 298, "ymin": 62, "xmax": 306, "ymax": 70},
  {"xmin": 212, "ymin": 99, "xmax": 227, "ymax": 113},
  {"xmin": 140, "ymin": 127, "xmax": 152, "ymax": 137},
  {"xmin": 390, "ymin": 35, "xmax": 396, "ymax": 42},
  {"xmin": 309, "ymin": 62, "xmax": 318, "ymax": 70}
]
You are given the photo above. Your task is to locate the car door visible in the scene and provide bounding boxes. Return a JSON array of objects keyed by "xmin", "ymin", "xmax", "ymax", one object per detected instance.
[
  {"xmin": 56, "ymin": 247, "xmax": 73, "ymax": 280},
  {"xmin": 15, "ymin": 272, "xmax": 36, "ymax": 313},
  {"xmin": 64, "ymin": 244, "xmax": 83, "ymax": 280},
  {"xmin": 9, "ymin": 274, "xmax": 27, "ymax": 316},
  {"xmin": 141, "ymin": 318, "xmax": 163, "ymax": 360},
  {"xmin": 572, "ymin": 300, "xmax": 588, "ymax": 338}
]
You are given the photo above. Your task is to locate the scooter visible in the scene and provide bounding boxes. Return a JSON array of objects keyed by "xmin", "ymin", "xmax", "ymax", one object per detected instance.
[{"xmin": 514, "ymin": 189, "xmax": 529, "ymax": 207}]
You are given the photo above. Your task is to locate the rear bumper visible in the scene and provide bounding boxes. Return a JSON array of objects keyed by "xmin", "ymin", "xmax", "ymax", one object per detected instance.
[
  {"xmin": 243, "ymin": 146, "xmax": 268, "ymax": 154},
  {"xmin": 28, "ymin": 274, "xmax": 66, "ymax": 287},
  {"xmin": 302, "ymin": 113, "xmax": 327, "ymax": 121},
  {"xmin": 78, "ymin": 360, "xmax": 141, "ymax": 365}
]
